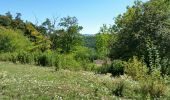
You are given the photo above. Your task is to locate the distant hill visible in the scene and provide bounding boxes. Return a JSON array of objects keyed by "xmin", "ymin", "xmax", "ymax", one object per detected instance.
[
  {"xmin": 82, "ymin": 34, "xmax": 95, "ymax": 36},
  {"xmin": 83, "ymin": 34, "xmax": 96, "ymax": 49}
]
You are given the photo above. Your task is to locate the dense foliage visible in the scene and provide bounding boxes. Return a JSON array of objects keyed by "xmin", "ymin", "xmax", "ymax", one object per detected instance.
[
  {"xmin": 0, "ymin": 12, "xmax": 98, "ymax": 74},
  {"xmin": 110, "ymin": 0, "xmax": 170, "ymax": 60}
]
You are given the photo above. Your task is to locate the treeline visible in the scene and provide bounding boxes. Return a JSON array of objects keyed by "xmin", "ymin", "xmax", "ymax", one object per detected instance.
[
  {"xmin": 0, "ymin": 13, "xmax": 84, "ymax": 52},
  {"xmin": 0, "ymin": 12, "xmax": 99, "ymax": 71}
]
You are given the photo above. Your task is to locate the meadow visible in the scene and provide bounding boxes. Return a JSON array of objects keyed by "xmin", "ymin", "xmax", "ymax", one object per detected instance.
[{"xmin": 1, "ymin": 62, "xmax": 170, "ymax": 99}]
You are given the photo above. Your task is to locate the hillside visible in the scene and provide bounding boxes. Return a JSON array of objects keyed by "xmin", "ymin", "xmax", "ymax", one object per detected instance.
[{"xmin": 0, "ymin": 0, "xmax": 170, "ymax": 99}]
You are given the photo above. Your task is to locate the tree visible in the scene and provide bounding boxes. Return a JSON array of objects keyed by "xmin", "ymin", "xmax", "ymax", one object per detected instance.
[
  {"xmin": 109, "ymin": 0, "xmax": 170, "ymax": 60},
  {"xmin": 11, "ymin": 13, "xmax": 25, "ymax": 30},
  {"xmin": 59, "ymin": 16, "xmax": 78, "ymax": 29},
  {"xmin": 0, "ymin": 12, "xmax": 13, "ymax": 27},
  {"xmin": 95, "ymin": 24, "xmax": 116, "ymax": 58},
  {"xmin": 25, "ymin": 22, "xmax": 51, "ymax": 52},
  {"xmin": 52, "ymin": 16, "xmax": 83, "ymax": 53},
  {"xmin": 40, "ymin": 18, "xmax": 57, "ymax": 35},
  {"xmin": 0, "ymin": 15, "xmax": 12, "ymax": 27},
  {"xmin": 96, "ymin": 33, "xmax": 110, "ymax": 58},
  {"xmin": 5, "ymin": 12, "xmax": 13, "ymax": 19}
]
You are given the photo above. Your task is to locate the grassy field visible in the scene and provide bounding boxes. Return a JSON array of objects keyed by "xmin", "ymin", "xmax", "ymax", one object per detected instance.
[
  {"xmin": 1, "ymin": 61, "xmax": 170, "ymax": 100},
  {"xmin": 0, "ymin": 61, "xmax": 117, "ymax": 100}
]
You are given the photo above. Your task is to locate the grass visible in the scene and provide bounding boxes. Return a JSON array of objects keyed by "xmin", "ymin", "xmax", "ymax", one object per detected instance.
[
  {"xmin": 1, "ymin": 61, "xmax": 170, "ymax": 99},
  {"xmin": 0, "ymin": 61, "xmax": 116, "ymax": 100}
]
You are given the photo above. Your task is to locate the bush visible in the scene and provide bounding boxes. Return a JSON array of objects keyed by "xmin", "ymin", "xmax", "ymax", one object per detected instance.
[
  {"xmin": 96, "ymin": 60, "xmax": 126, "ymax": 76},
  {"xmin": 17, "ymin": 51, "xmax": 33, "ymax": 64},
  {"xmin": 125, "ymin": 56, "xmax": 148, "ymax": 80},
  {"xmin": 54, "ymin": 55, "xmax": 60, "ymax": 71},
  {"xmin": 72, "ymin": 46, "xmax": 97, "ymax": 61},
  {"xmin": 160, "ymin": 58, "xmax": 170, "ymax": 76},
  {"xmin": 0, "ymin": 45, "xmax": 99, "ymax": 71},
  {"xmin": 96, "ymin": 63, "xmax": 111, "ymax": 74},
  {"xmin": 109, "ymin": 60, "xmax": 125, "ymax": 76},
  {"xmin": 0, "ymin": 53, "xmax": 12, "ymax": 61},
  {"xmin": 0, "ymin": 50, "xmax": 61, "ymax": 68},
  {"xmin": 36, "ymin": 51, "xmax": 54, "ymax": 67},
  {"xmin": 80, "ymin": 60, "xmax": 96, "ymax": 71},
  {"xmin": 112, "ymin": 78, "xmax": 125, "ymax": 97},
  {"xmin": 37, "ymin": 53, "xmax": 49, "ymax": 66},
  {"xmin": 124, "ymin": 57, "xmax": 167, "ymax": 98},
  {"xmin": 59, "ymin": 54, "xmax": 81, "ymax": 70},
  {"xmin": 138, "ymin": 69, "xmax": 167, "ymax": 99},
  {"xmin": 0, "ymin": 34, "xmax": 13, "ymax": 52}
]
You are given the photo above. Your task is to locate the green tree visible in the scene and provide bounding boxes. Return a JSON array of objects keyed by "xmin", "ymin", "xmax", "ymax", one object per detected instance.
[
  {"xmin": 25, "ymin": 22, "xmax": 51, "ymax": 52},
  {"xmin": 54, "ymin": 16, "xmax": 83, "ymax": 53},
  {"xmin": 40, "ymin": 18, "xmax": 56, "ymax": 35},
  {"xmin": 110, "ymin": 0, "xmax": 170, "ymax": 60},
  {"xmin": 0, "ymin": 15, "xmax": 12, "ymax": 27},
  {"xmin": 5, "ymin": 12, "xmax": 13, "ymax": 19},
  {"xmin": 96, "ymin": 33, "xmax": 110, "ymax": 58},
  {"xmin": 95, "ymin": 24, "xmax": 115, "ymax": 58},
  {"xmin": 11, "ymin": 13, "xmax": 25, "ymax": 30}
]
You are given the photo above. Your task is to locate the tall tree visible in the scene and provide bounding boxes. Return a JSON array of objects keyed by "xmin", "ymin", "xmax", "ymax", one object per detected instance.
[
  {"xmin": 5, "ymin": 12, "xmax": 13, "ymax": 19},
  {"xmin": 96, "ymin": 24, "xmax": 117, "ymax": 58},
  {"xmin": 25, "ymin": 22, "xmax": 51, "ymax": 52},
  {"xmin": 110, "ymin": 0, "xmax": 170, "ymax": 60},
  {"xmin": 0, "ymin": 12, "xmax": 13, "ymax": 27},
  {"xmin": 40, "ymin": 18, "xmax": 56, "ymax": 35},
  {"xmin": 11, "ymin": 13, "xmax": 25, "ymax": 30},
  {"xmin": 53, "ymin": 16, "xmax": 83, "ymax": 53}
]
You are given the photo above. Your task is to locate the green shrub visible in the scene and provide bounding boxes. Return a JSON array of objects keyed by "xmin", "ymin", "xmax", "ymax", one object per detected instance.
[
  {"xmin": 0, "ymin": 34, "xmax": 13, "ymax": 52},
  {"xmin": 96, "ymin": 63, "xmax": 111, "ymax": 74},
  {"xmin": 112, "ymin": 78, "xmax": 125, "ymax": 97},
  {"xmin": 37, "ymin": 51, "xmax": 53, "ymax": 67},
  {"xmin": 17, "ymin": 51, "xmax": 33, "ymax": 64},
  {"xmin": 80, "ymin": 60, "xmax": 96, "ymax": 71},
  {"xmin": 54, "ymin": 56, "xmax": 60, "ymax": 71},
  {"xmin": 59, "ymin": 54, "xmax": 81, "ymax": 70},
  {"xmin": 123, "ymin": 56, "xmax": 167, "ymax": 98},
  {"xmin": 72, "ymin": 46, "xmax": 97, "ymax": 61},
  {"xmin": 125, "ymin": 56, "xmax": 148, "ymax": 80},
  {"xmin": 10, "ymin": 53, "xmax": 18, "ymax": 63},
  {"xmin": 0, "ymin": 50, "xmax": 61, "ymax": 68},
  {"xmin": 109, "ymin": 60, "xmax": 125, "ymax": 76},
  {"xmin": 160, "ymin": 58, "xmax": 170, "ymax": 76},
  {"xmin": 0, "ymin": 53, "xmax": 12, "ymax": 61},
  {"xmin": 96, "ymin": 60, "xmax": 125, "ymax": 76},
  {"xmin": 138, "ymin": 69, "xmax": 167, "ymax": 99}
]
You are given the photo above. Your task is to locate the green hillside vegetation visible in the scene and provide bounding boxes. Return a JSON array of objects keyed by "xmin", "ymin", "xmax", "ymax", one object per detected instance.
[
  {"xmin": 0, "ymin": 26, "xmax": 32, "ymax": 52},
  {"xmin": 0, "ymin": 0, "xmax": 170, "ymax": 99}
]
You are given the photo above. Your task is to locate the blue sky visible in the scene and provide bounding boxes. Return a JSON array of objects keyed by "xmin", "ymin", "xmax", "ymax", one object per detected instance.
[{"xmin": 0, "ymin": 0, "xmax": 148, "ymax": 34}]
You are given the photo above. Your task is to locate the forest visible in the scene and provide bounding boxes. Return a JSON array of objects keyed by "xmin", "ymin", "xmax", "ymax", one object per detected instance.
[{"xmin": 0, "ymin": 0, "xmax": 170, "ymax": 99}]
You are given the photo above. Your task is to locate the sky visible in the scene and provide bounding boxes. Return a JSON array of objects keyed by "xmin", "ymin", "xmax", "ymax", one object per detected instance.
[{"xmin": 0, "ymin": 0, "xmax": 148, "ymax": 34}]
